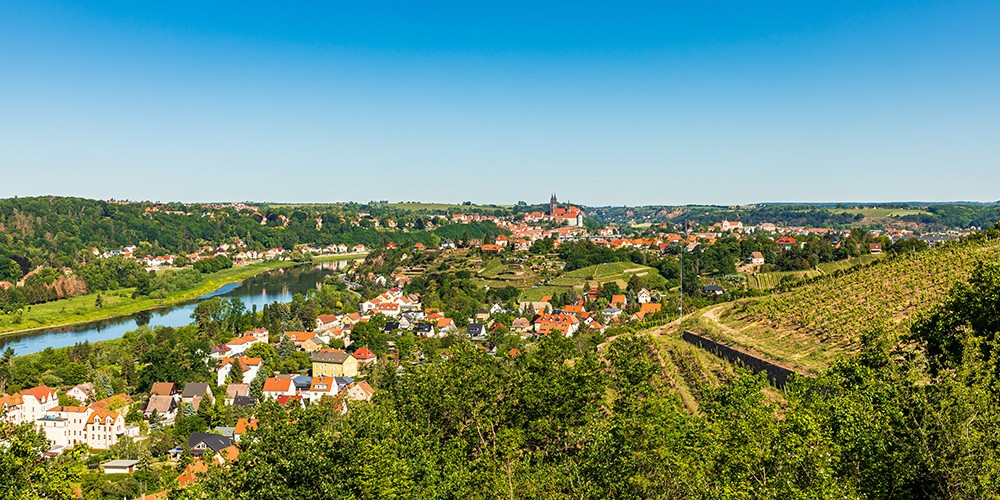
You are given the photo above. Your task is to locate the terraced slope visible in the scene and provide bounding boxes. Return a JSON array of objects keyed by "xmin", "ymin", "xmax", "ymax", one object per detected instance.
[{"xmin": 687, "ymin": 240, "xmax": 1000, "ymax": 373}]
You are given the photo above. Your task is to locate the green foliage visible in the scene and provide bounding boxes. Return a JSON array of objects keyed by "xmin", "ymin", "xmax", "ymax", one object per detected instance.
[
  {"xmin": 193, "ymin": 255, "xmax": 234, "ymax": 274},
  {"xmin": 0, "ymin": 421, "xmax": 83, "ymax": 499}
]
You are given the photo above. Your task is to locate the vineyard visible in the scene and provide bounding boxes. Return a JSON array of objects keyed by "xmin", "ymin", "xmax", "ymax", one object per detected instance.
[
  {"xmin": 644, "ymin": 327, "xmax": 736, "ymax": 413},
  {"xmin": 691, "ymin": 239, "xmax": 1000, "ymax": 373},
  {"xmin": 746, "ymin": 269, "xmax": 821, "ymax": 290}
]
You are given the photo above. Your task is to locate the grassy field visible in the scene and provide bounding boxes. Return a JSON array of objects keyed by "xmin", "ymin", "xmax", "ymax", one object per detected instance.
[
  {"xmin": 560, "ymin": 262, "xmax": 658, "ymax": 284},
  {"xmin": 0, "ymin": 254, "xmax": 362, "ymax": 337},
  {"xmin": 828, "ymin": 207, "xmax": 930, "ymax": 217},
  {"xmin": 684, "ymin": 240, "xmax": 1000, "ymax": 374},
  {"xmin": 520, "ymin": 285, "xmax": 571, "ymax": 302},
  {"xmin": 387, "ymin": 202, "xmax": 509, "ymax": 213},
  {"xmin": 518, "ymin": 262, "xmax": 661, "ymax": 300}
]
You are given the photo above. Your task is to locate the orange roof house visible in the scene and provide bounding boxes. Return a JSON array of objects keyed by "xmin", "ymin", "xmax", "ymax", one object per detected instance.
[
  {"xmin": 635, "ymin": 303, "xmax": 662, "ymax": 321},
  {"xmin": 353, "ymin": 347, "xmax": 377, "ymax": 364},
  {"xmin": 533, "ymin": 314, "xmax": 580, "ymax": 336},
  {"xmin": 610, "ymin": 295, "xmax": 627, "ymax": 308}
]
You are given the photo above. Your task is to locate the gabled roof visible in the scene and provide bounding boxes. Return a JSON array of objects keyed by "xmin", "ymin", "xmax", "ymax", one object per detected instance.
[
  {"xmin": 226, "ymin": 383, "xmax": 249, "ymax": 400},
  {"xmin": 150, "ymin": 382, "xmax": 175, "ymax": 396},
  {"xmin": 310, "ymin": 376, "xmax": 337, "ymax": 393},
  {"xmin": 353, "ymin": 347, "xmax": 376, "ymax": 360},
  {"xmin": 145, "ymin": 395, "xmax": 176, "ymax": 413},
  {"xmin": 187, "ymin": 433, "xmax": 235, "ymax": 453},
  {"xmin": 262, "ymin": 378, "xmax": 293, "ymax": 393},
  {"xmin": 285, "ymin": 331, "xmax": 316, "ymax": 342},
  {"xmin": 316, "ymin": 314, "xmax": 338, "ymax": 324},
  {"xmin": 91, "ymin": 394, "xmax": 133, "ymax": 411},
  {"xmin": 311, "ymin": 348, "xmax": 354, "ymax": 364},
  {"xmin": 20, "ymin": 385, "xmax": 56, "ymax": 402},
  {"xmin": 182, "ymin": 383, "xmax": 211, "ymax": 399},
  {"xmin": 226, "ymin": 335, "xmax": 258, "ymax": 346},
  {"xmin": 636, "ymin": 303, "xmax": 662, "ymax": 320},
  {"xmin": 232, "ymin": 395, "xmax": 256, "ymax": 407},
  {"xmin": 86, "ymin": 409, "xmax": 121, "ymax": 424}
]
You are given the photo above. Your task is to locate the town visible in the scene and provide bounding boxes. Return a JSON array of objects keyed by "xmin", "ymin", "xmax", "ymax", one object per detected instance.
[{"xmin": 1, "ymin": 194, "xmax": 992, "ymax": 498}]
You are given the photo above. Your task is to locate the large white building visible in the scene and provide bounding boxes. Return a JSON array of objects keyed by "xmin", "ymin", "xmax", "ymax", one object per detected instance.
[{"xmin": 34, "ymin": 406, "xmax": 126, "ymax": 450}]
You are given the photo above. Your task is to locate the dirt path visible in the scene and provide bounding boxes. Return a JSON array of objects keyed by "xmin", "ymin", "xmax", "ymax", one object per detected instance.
[{"xmin": 689, "ymin": 304, "xmax": 811, "ymax": 376}]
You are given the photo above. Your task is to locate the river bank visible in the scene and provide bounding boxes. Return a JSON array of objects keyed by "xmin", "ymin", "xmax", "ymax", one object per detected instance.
[{"xmin": 0, "ymin": 253, "xmax": 364, "ymax": 338}]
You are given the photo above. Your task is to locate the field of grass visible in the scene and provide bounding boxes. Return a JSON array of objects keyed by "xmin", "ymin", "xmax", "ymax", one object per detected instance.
[
  {"xmin": 478, "ymin": 258, "xmax": 506, "ymax": 278},
  {"xmin": 0, "ymin": 256, "xmax": 360, "ymax": 337},
  {"xmin": 387, "ymin": 202, "xmax": 509, "ymax": 213},
  {"xmin": 519, "ymin": 285, "xmax": 569, "ymax": 302},
  {"xmin": 563, "ymin": 262, "xmax": 658, "ymax": 283},
  {"xmin": 829, "ymin": 207, "xmax": 930, "ymax": 218},
  {"xmin": 685, "ymin": 239, "xmax": 1000, "ymax": 374},
  {"xmin": 517, "ymin": 262, "xmax": 662, "ymax": 300}
]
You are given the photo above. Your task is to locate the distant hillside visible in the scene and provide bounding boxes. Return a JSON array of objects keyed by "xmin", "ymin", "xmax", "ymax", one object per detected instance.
[{"xmin": 684, "ymin": 238, "xmax": 1000, "ymax": 373}]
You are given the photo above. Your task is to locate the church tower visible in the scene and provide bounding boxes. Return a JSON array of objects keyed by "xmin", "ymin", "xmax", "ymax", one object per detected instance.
[{"xmin": 550, "ymin": 193, "xmax": 558, "ymax": 215}]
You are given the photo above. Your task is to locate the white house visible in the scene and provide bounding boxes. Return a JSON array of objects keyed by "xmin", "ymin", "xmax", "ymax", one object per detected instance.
[
  {"xmin": 36, "ymin": 406, "xmax": 125, "ymax": 450},
  {"xmin": 19, "ymin": 386, "xmax": 58, "ymax": 424},
  {"xmin": 67, "ymin": 383, "xmax": 96, "ymax": 405},
  {"xmin": 225, "ymin": 335, "xmax": 263, "ymax": 356},
  {"xmin": 217, "ymin": 357, "xmax": 263, "ymax": 386},
  {"xmin": 305, "ymin": 377, "xmax": 338, "ymax": 403}
]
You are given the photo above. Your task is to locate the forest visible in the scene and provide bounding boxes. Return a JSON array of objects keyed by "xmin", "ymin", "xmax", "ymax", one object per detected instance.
[{"xmin": 0, "ymin": 196, "xmax": 507, "ymax": 280}]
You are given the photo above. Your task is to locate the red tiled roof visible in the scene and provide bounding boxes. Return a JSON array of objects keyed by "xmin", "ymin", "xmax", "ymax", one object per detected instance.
[
  {"xmin": 354, "ymin": 347, "xmax": 376, "ymax": 360},
  {"xmin": 262, "ymin": 378, "xmax": 293, "ymax": 393}
]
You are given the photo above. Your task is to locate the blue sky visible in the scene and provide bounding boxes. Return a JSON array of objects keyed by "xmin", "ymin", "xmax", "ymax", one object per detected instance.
[{"xmin": 1, "ymin": 1, "xmax": 998, "ymax": 205}]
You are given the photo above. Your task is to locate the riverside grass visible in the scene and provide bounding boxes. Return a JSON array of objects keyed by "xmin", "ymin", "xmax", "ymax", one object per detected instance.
[{"xmin": 0, "ymin": 253, "xmax": 363, "ymax": 337}]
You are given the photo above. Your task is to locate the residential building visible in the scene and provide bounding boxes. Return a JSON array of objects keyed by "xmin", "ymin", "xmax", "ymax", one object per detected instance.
[
  {"xmin": 187, "ymin": 433, "xmax": 235, "ymax": 458},
  {"xmin": 67, "ymin": 383, "xmax": 96, "ymax": 404},
  {"xmin": 353, "ymin": 347, "xmax": 377, "ymax": 366},
  {"xmin": 217, "ymin": 357, "xmax": 263, "ymax": 386},
  {"xmin": 533, "ymin": 314, "xmax": 580, "ymax": 336},
  {"xmin": 181, "ymin": 383, "xmax": 214, "ymax": 411},
  {"xmin": 311, "ymin": 349, "xmax": 359, "ymax": 378},
  {"xmin": 261, "ymin": 378, "xmax": 296, "ymax": 401}
]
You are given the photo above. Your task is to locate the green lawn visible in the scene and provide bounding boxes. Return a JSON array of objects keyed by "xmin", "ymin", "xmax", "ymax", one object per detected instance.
[
  {"xmin": 0, "ymin": 258, "xmax": 360, "ymax": 337},
  {"xmin": 478, "ymin": 258, "xmax": 506, "ymax": 278}
]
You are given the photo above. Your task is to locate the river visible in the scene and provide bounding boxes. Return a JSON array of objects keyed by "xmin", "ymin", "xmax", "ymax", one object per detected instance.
[{"xmin": 0, "ymin": 260, "xmax": 353, "ymax": 356}]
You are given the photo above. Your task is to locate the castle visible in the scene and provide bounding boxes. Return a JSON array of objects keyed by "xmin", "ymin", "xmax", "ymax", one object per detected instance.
[{"xmin": 524, "ymin": 194, "xmax": 584, "ymax": 226}]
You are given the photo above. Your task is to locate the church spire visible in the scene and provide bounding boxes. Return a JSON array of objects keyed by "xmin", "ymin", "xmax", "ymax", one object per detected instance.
[{"xmin": 549, "ymin": 193, "xmax": 558, "ymax": 215}]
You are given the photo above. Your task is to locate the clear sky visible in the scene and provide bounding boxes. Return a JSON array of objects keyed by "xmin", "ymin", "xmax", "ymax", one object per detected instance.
[{"xmin": 1, "ymin": 1, "xmax": 998, "ymax": 206}]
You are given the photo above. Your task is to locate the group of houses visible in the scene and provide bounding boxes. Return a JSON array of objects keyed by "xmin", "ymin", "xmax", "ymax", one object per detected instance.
[
  {"xmin": 1, "ymin": 385, "xmax": 138, "ymax": 453},
  {"xmin": 516, "ymin": 288, "xmax": 664, "ymax": 338}
]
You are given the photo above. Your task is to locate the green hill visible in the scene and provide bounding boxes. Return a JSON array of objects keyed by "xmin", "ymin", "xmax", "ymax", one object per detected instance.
[{"xmin": 685, "ymin": 239, "xmax": 1000, "ymax": 373}]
